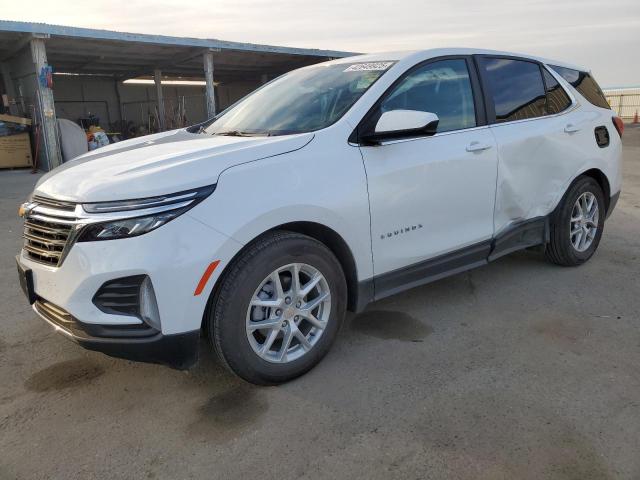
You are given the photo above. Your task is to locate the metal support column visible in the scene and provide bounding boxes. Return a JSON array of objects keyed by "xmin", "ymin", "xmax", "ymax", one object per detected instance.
[
  {"xmin": 30, "ymin": 35, "xmax": 61, "ymax": 170},
  {"xmin": 204, "ymin": 51, "xmax": 216, "ymax": 119},
  {"xmin": 154, "ymin": 69, "xmax": 166, "ymax": 131}
]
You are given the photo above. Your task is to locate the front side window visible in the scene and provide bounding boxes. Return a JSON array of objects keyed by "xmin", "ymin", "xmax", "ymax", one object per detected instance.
[
  {"xmin": 549, "ymin": 65, "xmax": 610, "ymax": 110},
  {"xmin": 542, "ymin": 68, "xmax": 572, "ymax": 114},
  {"xmin": 205, "ymin": 61, "xmax": 395, "ymax": 136},
  {"xmin": 378, "ymin": 59, "xmax": 477, "ymax": 133},
  {"xmin": 479, "ymin": 58, "xmax": 547, "ymax": 122}
]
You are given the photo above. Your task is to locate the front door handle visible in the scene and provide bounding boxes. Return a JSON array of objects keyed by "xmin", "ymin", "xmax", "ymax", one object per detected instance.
[
  {"xmin": 466, "ymin": 141, "xmax": 493, "ymax": 152},
  {"xmin": 564, "ymin": 123, "xmax": 581, "ymax": 133}
]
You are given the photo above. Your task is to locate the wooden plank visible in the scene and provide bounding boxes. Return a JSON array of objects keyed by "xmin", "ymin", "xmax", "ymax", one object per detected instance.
[{"xmin": 0, "ymin": 113, "xmax": 31, "ymax": 125}]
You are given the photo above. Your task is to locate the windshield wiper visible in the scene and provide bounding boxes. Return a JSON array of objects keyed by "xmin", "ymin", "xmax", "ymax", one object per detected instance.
[{"xmin": 214, "ymin": 130, "xmax": 263, "ymax": 137}]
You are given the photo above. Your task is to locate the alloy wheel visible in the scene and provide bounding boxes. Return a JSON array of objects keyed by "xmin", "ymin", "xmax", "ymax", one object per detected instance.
[
  {"xmin": 570, "ymin": 192, "xmax": 599, "ymax": 252},
  {"xmin": 246, "ymin": 263, "xmax": 331, "ymax": 363}
]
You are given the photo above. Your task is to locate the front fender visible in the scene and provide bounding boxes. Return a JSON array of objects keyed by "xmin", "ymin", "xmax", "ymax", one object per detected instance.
[{"xmin": 187, "ymin": 137, "xmax": 373, "ymax": 282}]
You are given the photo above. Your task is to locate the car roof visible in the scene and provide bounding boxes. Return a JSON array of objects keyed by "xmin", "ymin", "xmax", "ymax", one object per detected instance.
[{"xmin": 329, "ymin": 48, "xmax": 588, "ymax": 72}]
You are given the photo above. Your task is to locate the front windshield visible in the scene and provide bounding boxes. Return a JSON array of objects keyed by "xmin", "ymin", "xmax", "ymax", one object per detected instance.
[{"xmin": 205, "ymin": 61, "xmax": 395, "ymax": 136}]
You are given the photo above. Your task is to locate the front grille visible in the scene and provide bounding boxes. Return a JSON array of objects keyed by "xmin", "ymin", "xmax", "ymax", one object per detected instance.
[
  {"xmin": 23, "ymin": 218, "xmax": 73, "ymax": 266},
  {"xmin": 22, "ymin": 196, "xmax": 79, "ymax": 267}
]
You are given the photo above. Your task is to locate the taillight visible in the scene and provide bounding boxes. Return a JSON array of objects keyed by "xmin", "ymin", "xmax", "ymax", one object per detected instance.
[{"xmin": 612, "ymin": 116, "xmax": 624, "ymax": 137}]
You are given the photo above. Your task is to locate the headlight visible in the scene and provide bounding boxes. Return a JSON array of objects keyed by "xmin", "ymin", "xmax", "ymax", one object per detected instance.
[
  {"xmin": 77, "ymin": 185, "xmax": 215, "ymax": 242},
  {"xmin": 78, "ymin": 210, "xmax": 184, "ymax": 241}
]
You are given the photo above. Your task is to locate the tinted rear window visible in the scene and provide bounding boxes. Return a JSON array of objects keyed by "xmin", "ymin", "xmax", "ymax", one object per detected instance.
[
  {"xmin": 542, "ymin": 68, "xmax": 572, "ymax": 114},
  {"xmin": 549, "ymin": 65, "xmax": 610, "ymax": 109},
  {"xmin": 479, "ymin": 58, "xmax": 546, "ymax": 122}
]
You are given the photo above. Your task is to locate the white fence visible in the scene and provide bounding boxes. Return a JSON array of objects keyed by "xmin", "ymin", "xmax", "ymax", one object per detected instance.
[{"xmin": 604, "ymin": 88, "xmax": 640, "ymax": 120}]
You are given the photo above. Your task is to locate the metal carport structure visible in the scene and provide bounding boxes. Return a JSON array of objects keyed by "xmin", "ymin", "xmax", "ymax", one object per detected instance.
[{"xmin": 0, "ymin": 21, "xmax": 355, "ymax": 170}]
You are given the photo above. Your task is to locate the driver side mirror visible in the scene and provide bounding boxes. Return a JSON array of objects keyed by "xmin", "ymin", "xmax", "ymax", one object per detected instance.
[{"xmin": 361, "ymin": 110, "xmax": 439, "ymax": 145}]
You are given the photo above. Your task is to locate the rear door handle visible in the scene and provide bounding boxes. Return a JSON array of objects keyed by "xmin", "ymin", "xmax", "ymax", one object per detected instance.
[
  {"xmin": 466, "ymin": 141, "xmax": 493, "ymax": 152},
  {"xmin": 564, "ymin": 123, "xmax": 581, "ymax": 133}
]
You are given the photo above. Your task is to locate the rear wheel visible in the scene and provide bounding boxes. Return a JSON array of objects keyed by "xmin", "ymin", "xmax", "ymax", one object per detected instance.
[
  {"xmin": 207, "ymin": 231, "xmax": 347, "ymax": 385},
  {"xmin": 545, "ymin": 176, "xmax": 605, "ymax": 266}
]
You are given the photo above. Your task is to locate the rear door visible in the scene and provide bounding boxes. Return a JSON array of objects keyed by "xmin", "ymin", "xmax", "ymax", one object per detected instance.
[
  {"xmin": 358, "ymin": 57, "xmax": 498, "ymax": 280},
  {"xmin": 476, "ymin": 56, "xmax": 585, "ymax": 234}
]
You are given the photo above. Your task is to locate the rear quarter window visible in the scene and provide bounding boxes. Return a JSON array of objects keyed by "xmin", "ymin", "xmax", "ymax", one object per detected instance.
[
  {"xmin": 549, "ymin": 65, "xmax": 610, "ymax": 109},
  {"xmin": 542, "ymin": 68, "xmax": 572, "ymax": 114},
  {"xmin": 478, "ymin": 57, "xmax": 547, "ymax": 122}
]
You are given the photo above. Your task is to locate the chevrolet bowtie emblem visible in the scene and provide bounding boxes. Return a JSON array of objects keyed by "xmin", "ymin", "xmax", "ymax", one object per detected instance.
[{"xmin": 18, "ymin": 203, "xmax": 34, "ymax": 218}]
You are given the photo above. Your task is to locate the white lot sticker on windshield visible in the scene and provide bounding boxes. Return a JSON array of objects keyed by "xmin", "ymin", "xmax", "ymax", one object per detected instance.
[{"xmin": 344, "ymin": 62, "xmax": 394, "ymax": 72}]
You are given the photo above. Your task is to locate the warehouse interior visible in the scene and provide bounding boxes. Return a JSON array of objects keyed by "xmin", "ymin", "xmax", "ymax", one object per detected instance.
[{"xmin": 0, "ymin": 21, "xmax": 353, "ymax": 170}]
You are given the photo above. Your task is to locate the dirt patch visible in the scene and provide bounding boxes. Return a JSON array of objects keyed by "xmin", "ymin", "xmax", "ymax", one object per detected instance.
[
  {"xmin": 189, "ymin": 384, "xmax": 269, "ymax": 437},
  {"xmin": 417, "ymin": 392, "xmax": 614, "ymax": 480},
  {"xmin": 351, "ymin": 310, "xmax": 432, "ymax": 342},
  {"xmin": 24, "ymin": 358, "xmax": 105, "ymax": 392},
  {"xmin": 533, "ymin": 316, "xmax": 593, "ymax": 348}
]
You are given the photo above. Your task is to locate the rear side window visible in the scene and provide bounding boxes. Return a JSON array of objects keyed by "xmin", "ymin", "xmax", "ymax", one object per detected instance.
[
  {"xmin": 478, "ymin": 58, "xmax": 546, "ymax": 122},
  {"xmin": 549, "ymin": 65, "xmax": 610, "ymax": 109},
  {"xmin": 542, "ymin": 68, "xmax": 572, "ymax": 114}
]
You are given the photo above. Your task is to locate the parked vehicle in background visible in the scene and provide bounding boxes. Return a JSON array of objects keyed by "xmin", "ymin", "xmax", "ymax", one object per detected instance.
[{"xmin": 16, "ymin": 48, "xmax": 622, "ymax": 384}]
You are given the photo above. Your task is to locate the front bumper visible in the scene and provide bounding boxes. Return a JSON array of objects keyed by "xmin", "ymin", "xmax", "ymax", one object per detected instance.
[
  {"xmin": 17, "ymin": 212, "xmax": 243, "ymax": 368},
  {"xmin": 34, "ymin": 297, "xmax": 200, "ymax": 369}
]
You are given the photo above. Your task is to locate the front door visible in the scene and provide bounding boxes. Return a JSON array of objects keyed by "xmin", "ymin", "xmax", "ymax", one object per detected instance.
[{"xmin": 358, "ymin": 57, "xmax": 498, "ymax": 285}]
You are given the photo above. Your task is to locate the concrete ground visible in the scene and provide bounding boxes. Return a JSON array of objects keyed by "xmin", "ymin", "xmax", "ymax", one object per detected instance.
[{"xmin": 1, "ymin": 127, "xmax": 639, "ymax": 480}]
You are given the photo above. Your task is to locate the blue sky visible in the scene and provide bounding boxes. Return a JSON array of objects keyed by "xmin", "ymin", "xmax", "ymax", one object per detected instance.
[{"xmin": 5, "ymin": 0, "xmax": 639, "ymax": 86}]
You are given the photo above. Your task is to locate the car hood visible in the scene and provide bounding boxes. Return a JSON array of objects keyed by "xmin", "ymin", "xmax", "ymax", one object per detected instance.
[{"xmin": 34, "ymin": 129, "xmax": 314, "ymax": 202}]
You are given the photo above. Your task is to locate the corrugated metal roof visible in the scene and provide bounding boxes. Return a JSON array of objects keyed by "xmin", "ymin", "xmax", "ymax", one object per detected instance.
[{"xmin": 0, "ymin": 20, "xmax": 356, "ymax": 58}]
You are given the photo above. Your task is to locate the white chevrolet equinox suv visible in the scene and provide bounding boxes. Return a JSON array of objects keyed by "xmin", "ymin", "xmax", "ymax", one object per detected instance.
[{"xmin": 17, "ymin": 49, "xmax": 623, "ymax": 384}]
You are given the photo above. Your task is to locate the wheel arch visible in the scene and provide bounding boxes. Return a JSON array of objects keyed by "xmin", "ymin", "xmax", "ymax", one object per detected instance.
[
  {"xmin": 552, "ymin": 167, "xmax": 612, "ymax": 218},
  {"xmin": 579, "ymin": 168, "xmax": 611, "ymax": 213},
  {"xmin": 269, "ymin": 221, "xmax": 361, "ymax": 313},
  {"xmin": 201, "ymin": 221, "xmax": 366, "ymax": 335}
]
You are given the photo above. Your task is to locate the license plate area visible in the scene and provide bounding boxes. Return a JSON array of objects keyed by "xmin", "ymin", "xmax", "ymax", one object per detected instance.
[{"xmin": 16, "ymin": 256, "xmax": 36, "ymax": 304}]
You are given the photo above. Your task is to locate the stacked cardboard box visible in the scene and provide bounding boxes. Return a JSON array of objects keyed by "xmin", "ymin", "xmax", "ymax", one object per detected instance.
[{"xmin": 0, "ymin": 114, "xmax": 32, "ymax": 169}]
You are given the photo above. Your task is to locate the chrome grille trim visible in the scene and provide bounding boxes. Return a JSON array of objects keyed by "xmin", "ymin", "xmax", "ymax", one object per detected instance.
[
  {"xmin": 30, "ymin": 204, "xmax": 79, "ymax": 219},
  {"xmin": 23, "ymin": 231, "xmax": 68, "ymax": 246},
  {"xmin": 35, "ymin": 299, "xmax": 75, "ymax": 328},
  {"xmin": 22, "ymin": 198, "xmax": 80, "ymax": 267},
  {"xmin": 32, "ymin": 195, "xmax": 76, "ymax": 211},
  {"xmin": 24, "ymin": 220, "xmax": 71, "ymax": 235}
]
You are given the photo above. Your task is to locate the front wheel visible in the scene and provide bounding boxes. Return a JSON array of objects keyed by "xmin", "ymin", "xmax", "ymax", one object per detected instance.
[
  {"xmin": 207, "ymin": 231, "xmax": 347, "ymax": 385},
  {"xmin": 545, "ymin": 176, "xmax": 606, "ymax": 266}
]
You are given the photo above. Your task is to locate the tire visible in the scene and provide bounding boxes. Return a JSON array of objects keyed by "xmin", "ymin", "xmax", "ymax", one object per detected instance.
[
  {"xmin": 545, "ymin": 176, "xmax": 606, "ymax": 266},
  {"xmin": 207, "ymin": 231, "xmax": 347, "ymax": 385}
]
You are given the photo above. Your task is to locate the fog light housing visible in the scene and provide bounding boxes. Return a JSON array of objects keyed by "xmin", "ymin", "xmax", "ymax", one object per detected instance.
[
  {"xmin": 93, "ymin": 275, "xmax": 161, "ymax": 330},
  {"xmin": 139, "ymin": 276, "xmax": 161, "ymax": 330}
]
